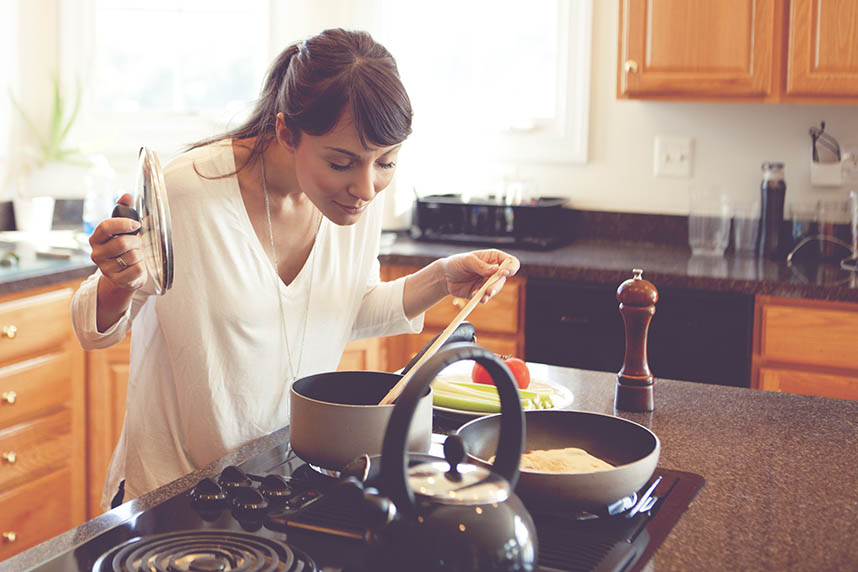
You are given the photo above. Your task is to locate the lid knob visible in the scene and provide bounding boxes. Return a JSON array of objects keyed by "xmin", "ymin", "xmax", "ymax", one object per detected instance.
[{"xmin": 443, "ymin": 435, "xmax": 467, "ymax": 481}]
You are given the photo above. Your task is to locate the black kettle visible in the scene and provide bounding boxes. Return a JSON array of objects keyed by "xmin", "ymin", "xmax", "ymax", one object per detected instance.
[{"xmin": 344, "ymin": 343, "xmax": 538, "ymax": 572}]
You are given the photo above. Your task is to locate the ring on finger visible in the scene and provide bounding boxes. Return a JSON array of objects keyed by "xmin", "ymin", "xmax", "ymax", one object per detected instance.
[{"xmin": 116, "ymin": 256, "xmax": 128, "ymax": 270}]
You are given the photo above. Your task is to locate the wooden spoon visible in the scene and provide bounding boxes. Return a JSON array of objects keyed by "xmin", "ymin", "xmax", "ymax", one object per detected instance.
[{"xmin": 378, "ymin": 258, "xmax": 514, "ymax": 405}]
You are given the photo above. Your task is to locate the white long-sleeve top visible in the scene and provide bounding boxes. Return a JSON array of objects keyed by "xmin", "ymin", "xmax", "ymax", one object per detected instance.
[{"xmin": 71, "ymin": 141, "xmax": 423, "ymax": 509}]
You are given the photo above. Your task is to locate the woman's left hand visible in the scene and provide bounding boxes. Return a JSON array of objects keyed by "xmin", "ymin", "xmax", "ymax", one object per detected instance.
[{"xmin": 441, "ymin": 249, "xmax": 520, "ymax": 303}]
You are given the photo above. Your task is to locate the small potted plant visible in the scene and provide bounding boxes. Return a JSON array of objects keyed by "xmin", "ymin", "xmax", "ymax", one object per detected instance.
[{"xmin": 10, "ymin": 75, "xmax": 111, "ymax": 232}]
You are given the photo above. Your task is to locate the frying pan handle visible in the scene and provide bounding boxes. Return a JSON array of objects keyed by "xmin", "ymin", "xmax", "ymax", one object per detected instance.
[
  {"xmin": 380, "ymin": 343, "xmax": 524, "ymax": 516},
  {"xmin": 112, "ymin": 204, "xmax": 141, "ymax": 236},
  {"xmin": 399, "ymin": 321, "xmax": 476, "ymax": 376}
]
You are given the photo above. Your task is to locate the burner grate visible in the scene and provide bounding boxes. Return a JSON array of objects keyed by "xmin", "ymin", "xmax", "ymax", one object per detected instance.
[{"xmin": 91, "ymin": 530, "xmax": 316, "ymax": 572}]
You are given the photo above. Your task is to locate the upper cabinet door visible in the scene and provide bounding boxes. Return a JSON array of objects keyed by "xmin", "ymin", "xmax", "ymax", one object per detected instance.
[
  {"xmin": 787, "ymin": 0, "xmax": 858, "ymax": 97},
  {"xmin": 619, "ymin": 0, "xmax": 776, "ymax": 97}
]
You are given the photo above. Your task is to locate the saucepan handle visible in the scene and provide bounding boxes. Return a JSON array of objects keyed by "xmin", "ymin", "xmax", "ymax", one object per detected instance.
[
  {"xmin": 399, "ymin": 321, "xmax": 476, "ymax": 376},
  {"xmin": 380, "ymin": 342, "xmax": 524, "ymax": 516}
]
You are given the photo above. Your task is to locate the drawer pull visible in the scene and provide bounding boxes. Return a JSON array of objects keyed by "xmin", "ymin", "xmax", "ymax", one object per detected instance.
[
  {"xmin": 1, "ymin": 531, "xmax": 15, "ymax": 543},
  {"xmin": 451, "ymin": 297, "xmax": 466, "ymax": 309},
  {"xmin": 1, "ymin": 325, "xmax": 16, "ymax": 339},
  {"xmin": 1, "ymin": 391, "xmax": 15, "ymax": 405},
  {"xmin": 1, "ymin": 451, "xmax": 15, "ymax": 464}
]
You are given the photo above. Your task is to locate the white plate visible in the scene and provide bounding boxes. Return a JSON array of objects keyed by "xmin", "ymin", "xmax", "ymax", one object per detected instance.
[{"xmin": 431, "ymin": 368, "xmax": 574, "ymax": 419}]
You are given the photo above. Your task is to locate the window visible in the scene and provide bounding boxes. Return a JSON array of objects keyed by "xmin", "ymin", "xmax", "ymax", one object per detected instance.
[
  {"xmin": 60, "ymin": 0, "xmax": 271, "ymax": 168},
  {"xmin": 370, "ymin": 0, "xmax": 592, "ymax": 196},
  {"xmin": 0, "ymin": 0, "xmax": 17, "ymax": 164}
]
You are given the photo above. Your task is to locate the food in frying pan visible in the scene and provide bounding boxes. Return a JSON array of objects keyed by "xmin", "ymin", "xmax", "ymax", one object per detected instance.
[{"xmin": 490, "ymin": 447, "xmax": 614, "ymax": 474}]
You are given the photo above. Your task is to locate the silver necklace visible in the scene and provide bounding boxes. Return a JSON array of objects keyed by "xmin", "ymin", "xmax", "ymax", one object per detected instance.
[{"xmin": 261, "ymin": 154, "xmax": 317, "ymax": 383}]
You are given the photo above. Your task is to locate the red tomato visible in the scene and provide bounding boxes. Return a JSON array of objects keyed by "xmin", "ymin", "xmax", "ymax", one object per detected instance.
[{"xmin": 471, "ymin": 356, "xmax": 531, "ymax": 390}]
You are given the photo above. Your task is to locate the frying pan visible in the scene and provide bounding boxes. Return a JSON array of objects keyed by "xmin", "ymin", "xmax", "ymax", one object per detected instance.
[
  {"xmin": 289, "ymin": 322, "xmax": 476, "ymax": 472},
  {"xmin": 457, "ymin": 409, "xmax": 660, "ymax": 511}
]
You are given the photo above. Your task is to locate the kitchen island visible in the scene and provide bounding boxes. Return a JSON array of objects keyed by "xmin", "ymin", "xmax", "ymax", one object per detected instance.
[{"xmin": 3, "ymin": 364, "xmax": 856, "ymax": 571}]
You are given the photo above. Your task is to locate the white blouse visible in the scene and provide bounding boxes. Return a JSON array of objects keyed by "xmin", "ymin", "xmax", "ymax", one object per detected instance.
[{"xmin": 71, "ymin": 141, "xmax": 423, "ymax": 508}]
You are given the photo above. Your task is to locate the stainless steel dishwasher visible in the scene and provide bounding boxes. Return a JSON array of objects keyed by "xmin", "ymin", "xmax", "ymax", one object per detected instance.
[{"xmin": 524, "ymin": 278, "xmax": 754, "ymax": 387}]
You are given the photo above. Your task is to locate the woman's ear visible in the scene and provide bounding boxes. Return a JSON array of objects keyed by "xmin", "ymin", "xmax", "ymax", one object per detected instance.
[{"xmin": 275, "ymin": 113, "xmax": 297, "ymax": 151}]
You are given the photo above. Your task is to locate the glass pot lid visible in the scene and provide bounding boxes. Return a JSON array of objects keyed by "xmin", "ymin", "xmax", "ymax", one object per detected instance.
[
  {"xmin": 407, "ymin": 460, "xmax": 511, "ymax": 506},
  {"xmin": 134, "ymin": 147, "xmax": 174, "ymax": 295}
]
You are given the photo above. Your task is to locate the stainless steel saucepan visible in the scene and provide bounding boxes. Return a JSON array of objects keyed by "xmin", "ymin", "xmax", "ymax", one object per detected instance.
[{"xmin": 289, "ymin": 322, "xmax": 476, "ymax": 473}]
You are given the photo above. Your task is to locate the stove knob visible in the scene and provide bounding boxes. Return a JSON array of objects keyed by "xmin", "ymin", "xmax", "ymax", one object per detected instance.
[
  {"xmin": 218, "ymin": 465, "xmax": 252, "ymax": 489},
  {"xmin": 231, "ymin": 486, "xmax": 269, "ymax": 512},
  {"xmin": 190, "ymin": 478, "xmax": 227, "ymax": 504},
  {"xmin": 259, "ymin": 474, "xmax": 292, "ymax": 503}
]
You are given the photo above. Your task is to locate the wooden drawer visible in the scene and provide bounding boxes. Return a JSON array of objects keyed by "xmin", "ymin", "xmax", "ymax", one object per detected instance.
[
  {"xmin": 760, "ymin": 303, "xmax": 858, "ymax": 370},
  {"xmin": 0, "ymin": 409, "xmax": 71, "ymax": 490},
  {"xmin": 425, "ymin": 279, "xmax": 523, "ymax": 335},
  {"xmin": 0, "ymin": 351, "xmax": 73, "ymax": 429},
  {"xmin": 759, "ymin": 367, "xmax": 858, "ymax": 401},
  {"xmin": 0, "ymin": 288, "xmax": 73, "ymax": 367},
  {"xmin": 0, "ymin": 468, "xmax": 74, "ymax": 560}
]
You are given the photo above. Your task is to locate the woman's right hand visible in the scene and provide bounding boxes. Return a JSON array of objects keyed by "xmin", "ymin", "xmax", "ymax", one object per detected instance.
[{"xmin": 89, "ymin": 193, "xmax": 144, "ymax": 291}]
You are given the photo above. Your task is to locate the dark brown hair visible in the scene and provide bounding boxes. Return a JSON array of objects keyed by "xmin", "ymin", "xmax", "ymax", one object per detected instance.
[{"xmin": 188, "ymin": 28, "xmax": 412, "ymax": 172}]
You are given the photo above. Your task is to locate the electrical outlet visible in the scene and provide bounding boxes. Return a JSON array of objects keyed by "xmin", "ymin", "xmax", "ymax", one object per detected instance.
[{"xmin": 653, "ymin": 136, "xmax": 693, "ymax": 178}]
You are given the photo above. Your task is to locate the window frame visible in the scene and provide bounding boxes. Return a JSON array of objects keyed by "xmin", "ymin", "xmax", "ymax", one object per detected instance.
[
  {"xmin": 377, "ymin": 0, "xmax": 593, "ymax": 165},
  {"xmin": 58, "ymin": 0, "xmax": 275, "ymax": 167}
]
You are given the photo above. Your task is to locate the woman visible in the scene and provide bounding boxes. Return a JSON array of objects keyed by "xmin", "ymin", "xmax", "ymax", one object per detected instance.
[{"xmin": 72, "ymin": 28, "xmax": 519, "ymax": 509}]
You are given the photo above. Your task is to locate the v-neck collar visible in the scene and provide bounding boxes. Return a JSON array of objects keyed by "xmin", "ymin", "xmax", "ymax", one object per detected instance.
[{"xmin": 225, "ymin": 139, "xmax": 325, "ymax": 292}]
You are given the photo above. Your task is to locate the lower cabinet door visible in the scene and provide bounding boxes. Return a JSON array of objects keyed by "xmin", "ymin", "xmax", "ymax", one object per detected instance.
[
  {"xmin": 759, "ymin": 367, "xmax": 858, "ymax": 401},
  {"xmin": 0, "ymin": 468, "xmax": 74, "ymax": 560}
]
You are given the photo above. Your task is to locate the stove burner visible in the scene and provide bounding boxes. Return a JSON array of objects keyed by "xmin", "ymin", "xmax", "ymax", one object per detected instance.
[
  {"xmin": 91, "ymin": 530, "xmax": 316, "ymax": 572},
  {"xmin": 218, "ymin": 466, "xmax": 253, "ymax": 490}
]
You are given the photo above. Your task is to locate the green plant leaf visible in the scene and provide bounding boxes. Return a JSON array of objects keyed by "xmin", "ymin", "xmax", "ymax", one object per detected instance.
[
  {"xmin": 48, "ymin": 75, "xmax": 65, "ymax": 160},
  {"xmin": 58, "ymin": 79, "xmax": 82, "ymax": 149},
  {"xmin": 8, "ymin": 89, "xmax": 49, "ymax": 153}
]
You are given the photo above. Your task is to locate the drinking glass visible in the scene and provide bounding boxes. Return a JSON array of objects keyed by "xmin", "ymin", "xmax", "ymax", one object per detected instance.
[
  {"xmin": 732, "ymin": 200, "xmax": 760, "ymax": 255},
  {"xmin": 688, "ymin": 187, "xmax": 731, "ymax": 257}
]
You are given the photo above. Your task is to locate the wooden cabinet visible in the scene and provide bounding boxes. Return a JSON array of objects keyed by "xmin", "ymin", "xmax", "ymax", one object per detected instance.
[
  {"xmin": 86, "ymin": 334, "xmax": 130, "ymax": 518},
  {"xmin": 618, "ymin": 0, "xmax": 776, "ymax": 98},
  {"xmin": 0, "ymin": 283, "xmax": 85, "ymax": 560},
  {"xmin": 618, "ymin": 0, "xmax": 858, "ymax": 102},
  {"xmin": 380, "ymin": 265, "xmax": 526, "ymax": 372},
  {"xmin": 752, "ymin": 295, "xmax": 858, "ymax": 400},
  {"xmin": 786, "ymin": 0, "xmax": 858, "ymax": 98}
]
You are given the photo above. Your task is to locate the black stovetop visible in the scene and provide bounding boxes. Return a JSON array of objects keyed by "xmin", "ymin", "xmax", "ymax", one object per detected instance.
[{"xmin": 28, "ymin": 437, "xmax": 704, "ymax": 572}]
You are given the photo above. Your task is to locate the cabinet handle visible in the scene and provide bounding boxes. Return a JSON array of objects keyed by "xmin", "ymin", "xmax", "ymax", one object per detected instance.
[
  {"xmin": 1, "ymin": 531, "xmax": 15, "ymax": 543},
  {"xmin": 1, "ymin": 325, "xmax": 16, "ymax": 339},
  {"xmin": 1, "ymin": 391, "xmax": 15, "ymax": 405},
  {"xmin": 451, "ymin": 297, "xmax": 466, "ymax": 309},
  {"xmin": 1, "ymin": 451, "xmax": 15, "ymax": 464},
  {"xmin": 624, "ymin": 59, "xmax": 639, "ymax": 73}
]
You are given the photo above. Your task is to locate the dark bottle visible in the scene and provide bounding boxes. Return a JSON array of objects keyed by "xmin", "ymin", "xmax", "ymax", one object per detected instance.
[{"xmin": 758, "ymin": 162, "xmax": 786, "ymax": 259}]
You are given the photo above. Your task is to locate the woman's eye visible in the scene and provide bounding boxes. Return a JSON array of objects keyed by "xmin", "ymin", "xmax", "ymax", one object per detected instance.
[
  {"xmin": 329, "ymin": 162, "xmax": 351, "ymax": 171},
  {"xmin": 377, "ymin": 161, "xmax": 396, "ymax": 170}
]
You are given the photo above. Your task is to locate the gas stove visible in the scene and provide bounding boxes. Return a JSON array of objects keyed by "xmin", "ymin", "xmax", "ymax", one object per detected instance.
[{"xmin": 26, "ymin": 435, "xmax": 703, "ymax": 572}]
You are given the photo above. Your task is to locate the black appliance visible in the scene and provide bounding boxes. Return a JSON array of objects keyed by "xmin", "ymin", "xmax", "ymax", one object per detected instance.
[
  {"xmin": 410, "ymin": 194, "xmax": 572, "ymax": 250},
  {"xmin": 25, "ymin": 433, "xmax": 703, "ymax": 572},
  {"xmin": 526, "ymin": 279, "xmax": 755, "ymax": 387}
]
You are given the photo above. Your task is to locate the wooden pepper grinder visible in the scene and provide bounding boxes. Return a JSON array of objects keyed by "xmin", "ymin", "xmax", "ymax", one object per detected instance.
[{"xmin": 615, "ymin": 268, "xmax": 658, "ymax": 412}]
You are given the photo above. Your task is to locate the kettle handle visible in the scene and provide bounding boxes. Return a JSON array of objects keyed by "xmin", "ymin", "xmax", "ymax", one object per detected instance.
[{"xmin": 379, "ymin": 343, "xmax": 524, "ymax": 516}]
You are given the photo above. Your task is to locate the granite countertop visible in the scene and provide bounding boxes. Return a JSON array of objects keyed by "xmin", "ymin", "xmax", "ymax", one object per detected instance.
[
  {"xmin": 2, "ymin": 228, "xmax": 856, "ymax": 303},
  {"xmin": 5, "ymin": 365, "xmax": 857, "ymax": 571},
  {"xmin": 380, "ymin": 233, "xmax": 858, "ymax": 303},
  {"xmin": 0, "ymin": 232, "xmax": 95, "ymax": 295}
]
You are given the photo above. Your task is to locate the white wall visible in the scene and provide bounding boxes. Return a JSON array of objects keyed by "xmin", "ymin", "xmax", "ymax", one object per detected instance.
[
  {"xmin": 4, "ymin": 0, "xmax": 857, "ymax": 217},
  {"xmin": 544, "ymin": 0, "xmax": 858, "ymax": 215}
]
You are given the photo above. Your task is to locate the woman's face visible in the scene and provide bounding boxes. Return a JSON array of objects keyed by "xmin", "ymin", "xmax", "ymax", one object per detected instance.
[{"xmin": 279, "ymin": 110, "xmax": 402, "ymax": 226}]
